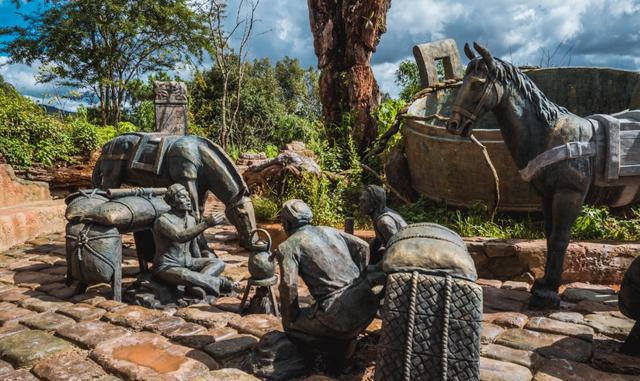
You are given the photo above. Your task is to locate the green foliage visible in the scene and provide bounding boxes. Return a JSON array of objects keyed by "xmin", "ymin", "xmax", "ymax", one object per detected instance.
[
  {"xmin": 265, "ymin": 144, "xmax": 279, "ymax": 159},
  {"xmin": 395, "ymin": 59, "xmax": 421, "ymax": 102},
  {"xmin": 400, "ymin": 197, "xmax": 640, "ymax": 241},
  {"xmin": 254, "ymin": 172, "xmax": 346, "ymax": 226}
]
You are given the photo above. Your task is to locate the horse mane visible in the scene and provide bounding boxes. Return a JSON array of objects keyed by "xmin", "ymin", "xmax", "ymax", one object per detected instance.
[{"xmin": 490, "ymin": 58, "xmax": 569, "ymax": 126}]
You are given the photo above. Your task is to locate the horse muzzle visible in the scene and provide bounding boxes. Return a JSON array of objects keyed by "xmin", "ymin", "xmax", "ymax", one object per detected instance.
[{"xmin": 447, "ymin": 115, "xmax": 474, "ymax": 137}]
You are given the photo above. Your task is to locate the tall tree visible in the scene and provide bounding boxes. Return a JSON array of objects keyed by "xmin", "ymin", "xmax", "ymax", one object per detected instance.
[
  {"xmin": 0, "ymin": 0, "xmax": 206, "ymax": 125},
  {"xmin": 307, "ymin": 0, "xmax": 391, "ymax": 155},
  {"xmin": 191, "ymin": 0, "xmax": 260, "ymax": 150}
]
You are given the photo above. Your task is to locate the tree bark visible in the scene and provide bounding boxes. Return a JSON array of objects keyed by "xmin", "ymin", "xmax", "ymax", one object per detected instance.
[{"xmin": 307, "ymin": 0, "xmax": 391, "ymax": 155}]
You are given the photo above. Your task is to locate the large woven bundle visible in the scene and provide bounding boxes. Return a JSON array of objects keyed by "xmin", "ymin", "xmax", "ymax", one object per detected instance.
[
  {"xmin": 376, "ymin": 272, "xmax": 482, "ymax": 381},
  {"xmin": 65, "ymin": 223, "xmax": 122, "ymax": 285},
  {"xmin": 376, "ymin": 223, "xmax": 482, "ymax": 381}
]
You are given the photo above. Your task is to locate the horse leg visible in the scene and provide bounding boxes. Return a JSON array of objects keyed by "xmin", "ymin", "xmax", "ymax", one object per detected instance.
[
  {"xmin": 531, "ymin": 196, "xmax": 554, "ymax": 294},
  {"xmin": 530, "ymin": 190, "xmax": 583, "ymax": 309}
]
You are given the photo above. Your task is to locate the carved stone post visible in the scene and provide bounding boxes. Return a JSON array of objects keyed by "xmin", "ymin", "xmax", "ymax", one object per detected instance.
[{"xmin": 154, "ymin": 81, "xmax": 188, "ymax": 135}]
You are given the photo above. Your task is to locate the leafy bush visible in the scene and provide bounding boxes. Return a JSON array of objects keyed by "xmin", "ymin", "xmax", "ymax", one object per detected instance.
[
  {"xmin": 265, "ymin": 144, "xmax": 279, "ymax": 159},
  {"xmin": 69, "ymin": 118, "xmax": 100, "ymax": 155}
]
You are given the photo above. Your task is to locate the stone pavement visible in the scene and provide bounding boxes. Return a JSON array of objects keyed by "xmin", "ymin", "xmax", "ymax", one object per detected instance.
[{"xmin": 0, "ymin": 221, "xmax": 638, "ymax": 380}]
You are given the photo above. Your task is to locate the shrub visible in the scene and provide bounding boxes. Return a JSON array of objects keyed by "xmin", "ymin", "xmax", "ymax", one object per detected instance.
[{"xmin": 69, "ymin": 119, "xmax": 100, "ymax": 155}]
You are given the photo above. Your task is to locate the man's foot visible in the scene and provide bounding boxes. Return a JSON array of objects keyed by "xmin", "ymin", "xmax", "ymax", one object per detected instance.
[
  {"xmin": 186, "ymin": 286, "xmax": 207, "ymax": 300},
  {"xmin": 220, "ymin": 278, "xmax": 242, "ymax": 295}
]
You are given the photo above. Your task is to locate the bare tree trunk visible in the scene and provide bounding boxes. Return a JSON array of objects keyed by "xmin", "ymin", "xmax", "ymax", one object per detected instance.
[{"xmin": 308, "ymin": 0, "xmax": 391, "ymax": 154}]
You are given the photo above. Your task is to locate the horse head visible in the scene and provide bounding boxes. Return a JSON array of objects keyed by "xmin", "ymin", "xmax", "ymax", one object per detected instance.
[
  {"xmin": 225, "ymin": 193, "xmax": 257, "ymax": 249},
  {"xmin": 447, "ymin": 42, "xmax": 505, "ymax": 137}
]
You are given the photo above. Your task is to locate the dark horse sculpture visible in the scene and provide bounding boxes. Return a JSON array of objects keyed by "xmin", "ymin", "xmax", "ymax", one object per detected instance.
[
  {"xmin": 92, "ymin": 133, "xmax": 257, "ymax": 251},
  {"xmin": 447, "ymin": 43, "xmax": 639, "ymax": 309}
]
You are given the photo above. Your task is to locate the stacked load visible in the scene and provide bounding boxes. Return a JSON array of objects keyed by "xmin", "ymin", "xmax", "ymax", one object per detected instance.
[
  {"xmin": 375, "ymin": 223, "xmax": 482, "ymax": 381},
  {"xmin": 64, "ymin": 188, "xmax": 168, "ymax": 301}
]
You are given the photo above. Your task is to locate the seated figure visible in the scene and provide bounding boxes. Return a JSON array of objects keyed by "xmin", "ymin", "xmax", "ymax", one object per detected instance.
[
  {"xmin": 152, "ymin": 183, "xmax": 233, "ymax": 296},
  {"xmin": 276, "ymin": 199, "xmax": 381, "ymax": 363},
  {"xmin": 359, "ymin": 184, "xmax": 407, "ymax": 264}
]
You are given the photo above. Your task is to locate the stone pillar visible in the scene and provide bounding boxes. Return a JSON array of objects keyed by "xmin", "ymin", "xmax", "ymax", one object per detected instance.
[
  {"xmin": 154, "ymin": 81, "xmax": 188, "ymax": 135},
  {"xmin": 413, "ymin": 39, "xmax": 464, "ymax": 88}
]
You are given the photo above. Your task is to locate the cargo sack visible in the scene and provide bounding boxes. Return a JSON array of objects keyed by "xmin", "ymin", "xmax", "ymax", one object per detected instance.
[
  {"xmin": 83, "ymin": 195, "xmax": 170, "ymax": 232},
  {"xmin": 382, "ymin": 223, "xmax": 477, "ymax": 281},
  {"xmin": 65, "ymin": 189, "xmax": 109, "ymax": 223},
  {"xmin": 375, "ymin": 271, "xmax": 482, "ymax": 381},
  {"xmin": 65, "ymin": 223, "xmax": 122, "ymax": 287}
]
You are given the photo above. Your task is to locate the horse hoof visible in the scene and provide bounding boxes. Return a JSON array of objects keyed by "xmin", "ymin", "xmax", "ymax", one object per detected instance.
[{"xmin": 529, "ymin": 288, "xmax": 560, "ymax": 310}]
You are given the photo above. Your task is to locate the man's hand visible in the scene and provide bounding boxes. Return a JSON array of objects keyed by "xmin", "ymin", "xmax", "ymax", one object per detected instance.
[{"xmin": 204, "ymin": 212, "xmax": 225, "ymax": 227}]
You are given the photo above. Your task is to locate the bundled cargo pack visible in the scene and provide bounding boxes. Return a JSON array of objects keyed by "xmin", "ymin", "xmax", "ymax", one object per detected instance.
[
  {"xmin": 83, "ymin": 195, "xmax": 170, "ymax": 233},
  {"xmin": 375, "ymin": 223, "xmax": 482, "ymax": 381}
]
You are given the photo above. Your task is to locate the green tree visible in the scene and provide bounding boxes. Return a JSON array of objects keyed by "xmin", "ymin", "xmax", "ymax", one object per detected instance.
[
  {"xmin": 395, "ymin": 59, "xmax": 421, "ymax": 102},
  {"xmin": 0, "ymin": 0, "xmax": 206, "ymax": 125}
]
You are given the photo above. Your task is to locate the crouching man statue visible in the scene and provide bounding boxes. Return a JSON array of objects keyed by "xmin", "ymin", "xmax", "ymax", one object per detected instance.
[
  {"xmin": 152, "ymin": 183, "xmax": 234, "ymax": 296},
  {"xmin": 359, "ymin": 185, "xmax": 407, "ymax": 265},
  {"xmin": 276, "ymin": 199, "xmax": 382, "ymax": 367}
]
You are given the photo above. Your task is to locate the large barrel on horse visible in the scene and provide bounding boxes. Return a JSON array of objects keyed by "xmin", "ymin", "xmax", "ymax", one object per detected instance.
[
  {"xmin": 376, "ymin": 223, "xmax": 482, "ymax": 381},
  {"xmin": 393, "ymin": 42, "xmax": 640, "ymax": 211}
]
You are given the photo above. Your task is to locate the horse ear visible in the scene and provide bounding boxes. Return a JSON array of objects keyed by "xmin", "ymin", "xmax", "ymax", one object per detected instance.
[
  {"xmin": 464, "ymin": 43, "xmax": 476, "ymax": 60},
  {"xmin": 473, "ymin": 42, "xmax": 496, "ymax": 73}
]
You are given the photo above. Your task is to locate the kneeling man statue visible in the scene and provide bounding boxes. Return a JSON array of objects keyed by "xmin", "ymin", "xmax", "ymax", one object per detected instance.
[
  {"xmin": 152, "ymin": 183, "xmax": 233, "ymax": 296},
  {"xmin": 276, "ymin": 199, "xmax": 381, "ymax": 364}
]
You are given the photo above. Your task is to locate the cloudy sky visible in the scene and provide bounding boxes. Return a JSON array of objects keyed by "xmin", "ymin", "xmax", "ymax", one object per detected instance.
[{"xmin": 1, "ymin": 0, "xmax": 639, "ymax": 108}]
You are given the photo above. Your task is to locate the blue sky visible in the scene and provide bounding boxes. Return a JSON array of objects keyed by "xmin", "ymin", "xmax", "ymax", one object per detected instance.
[{"xmin": 1, "ymin": 0, "xmax": 639, "ymax": 109}]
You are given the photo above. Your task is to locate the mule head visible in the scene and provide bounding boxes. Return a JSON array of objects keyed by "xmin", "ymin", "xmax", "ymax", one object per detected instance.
[
  {"xmin": 447, "ymin": 42, "xmax": 504, "ymax": 137},
  {"xmin": 225, "ymin": 194, "xmax": 257, "ymax": 249}
]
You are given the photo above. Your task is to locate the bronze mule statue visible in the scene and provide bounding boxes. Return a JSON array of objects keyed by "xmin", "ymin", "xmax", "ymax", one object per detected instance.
[
  {"xmin": 447, "ymin": 43, "xmax": 640, "ymax": 309},
  {"xmin": 92, "ymin": 133, "xmax": 257, "ymax": 251}
]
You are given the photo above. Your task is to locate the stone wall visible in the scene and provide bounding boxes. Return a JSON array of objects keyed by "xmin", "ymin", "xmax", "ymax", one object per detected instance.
[
  {"xmin": 467, "ymin": 238, "xmax": 640, "ymax": 284},
  {"xmin": 0, "ymin": 164, "xmax": 65, "ymax": 251}
]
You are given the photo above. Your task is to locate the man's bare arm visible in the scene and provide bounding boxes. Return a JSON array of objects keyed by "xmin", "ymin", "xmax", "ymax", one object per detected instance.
[{"xmin": 155, "ymin": 213, "xmax": 223, "ymax": 243}]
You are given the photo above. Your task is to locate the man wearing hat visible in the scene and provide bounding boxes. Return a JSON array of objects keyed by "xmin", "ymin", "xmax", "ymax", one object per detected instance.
[
  {"xmin": 276, "ymin": 199, "xmax": 381, "ymax": 362},
  {"xmin": 152, "ymin": 183, "xmax": 234, "ymax": 296},
  {"xmin": 359, "ymin": 184, "xmax": 407, "ymax": 264}
]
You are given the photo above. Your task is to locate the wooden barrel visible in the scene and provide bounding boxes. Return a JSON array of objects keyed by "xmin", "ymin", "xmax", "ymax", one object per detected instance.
[{"xmin": 402, "ymin": 67, "xmax": 640, "ymax": 211}]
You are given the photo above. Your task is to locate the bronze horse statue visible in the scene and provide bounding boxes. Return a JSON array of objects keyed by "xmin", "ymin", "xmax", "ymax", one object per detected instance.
[
  {"xmin": 92, "ymin": 133, "xmax": 257, "ymax": 251},
  {"xmin": 447, "ymin": 42, "xmax": 640, "ymax": 309}
]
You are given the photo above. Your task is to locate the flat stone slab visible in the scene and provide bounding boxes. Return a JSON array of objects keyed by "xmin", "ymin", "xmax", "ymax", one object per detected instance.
[
  {"xmin": 213, "ymin": 297, "xmax": 242, "ymax": 313},
  {"xmin": 57, "ymin": 303, "xmax": 106, "ymax": 321},
  {"xmin": 0, "ymin": 324, "xmax": 28, "ymax": 340},
  {"xmin": 592, "ymin": 337, "xmax": 640, "ymax": 375},
  {"xmin": 32, "ymin": 351, "xmax": 106, "ymax": 381},
  {"xmin": 91, "ymin": 332, "xmax": 210, "ymax": 381},
  {"xmin": 227, "ymin": 314, "xmax": 283, "ymax": 338},
  {"xmin": 18, "ymin": 296, "xmax": 71, "ymax": 313},
  {"xmin": 143, "ymin": 315, "xmax": 187, "ymax": 335},
  {"xmin": 207, "ymin": 368, "xmax": 260, "ymax": 380},
  {"xmin": 56, "ymin": 320, "xmax": 132, "ymax": 349},
  {"xmin": 533, "ymin": 358, "xmax": 636, "ymax": 381},
  {"xmin": 547, "ymin": 312, "xmax": 584, "ymax": 324},
  {"xmin": 582, "ymin": 313, "xmax": 634, "ymax": 340},
  {"xmin": 20, "ymin": 311, "xmax": 75, "ymax": 332},
  {"xmin": 485, "ymin": 312, "xmax": 529, "ymax": 329},
  {"xmin": 481, "ymin": 343, "xmax": 541, "ymax": 369},
  {"xmin": 174, "ymin": 326, "xmax": 239, "ymax": 349},
  {"xmin": 2, "ymin": 368, "xmax": 40, "ymax": 380},
  {"xmin": 0, "ymin": 305, "xmax": 35, "ymax": 325},
  {"xmin": 103, "ymin": 305, "xmax": 163, "ymax": 330},
  {"xmin": 482, "ymin": 323, "xmax": 505, "ymax": 344},
  {"xmin": 525, "ymin": 317, "xmax": 594, "ymax": 340},
  {"xmin": 480, "ymin": 357, "xmax": 533, "ymax": 381},
  {"xmin": 0, "ymin": 329, "xmax": 74, "ymax": 368},
  {"xmin": 203, "ymin": 334, "xmax": 258, "ymax": 362},
  {"xmin": 495, "ymin": 329, "xmax": 592, "ymax": 362},
  {"xmin": 175, "ymin": 307, "xmax": 238, "ymax": 328}
]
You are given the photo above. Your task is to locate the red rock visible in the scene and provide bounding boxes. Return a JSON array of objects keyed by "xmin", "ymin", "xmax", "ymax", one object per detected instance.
[
  {"xmin": 32, "ymin": 351, "xmax": 106, "ymax": 381},
  {"xmin": 20, "ymin": 311, "xmax": 75, "ymax": 332},
  {"xmin": 227, "ymin": 314, "xmax": 283, "ymax": 338},
  {"xmin": 0, "ymin": 305, "xmax": 35, "ymax": 324},
  {"xmin": 477, "ymin": 279, "xmax": 503, "ymax": 288},
  {"xmin": 103, "ymin": 305, "xmax": 163, "ymax": 330},
  {"xmin": 0, "ymin": 324, "xmax": 28, "ymax": 339},
  {"xmin": 485, "ymin": 312, "xmax": 529, "ymax": 329},
  {"xmin": 0, "ymin": 287, "xmax": 32, "ymax": 302},
  {"xmin": 0, "ymin": 329, "xmax": 74, "ymax": 368},
  {"xmin": 91, "ymin": 331, "xmax": 210, "ymax": 381},
  {"xmin": 213, "ymin": 297, "xmax": 242, "ymax": 313},
  {"xmin": 173, "ymin": 326, "xmax": 238, "ymax": 349},
  {"xmin": 95, "ymin": 300, "xmax": 126, "ymax": 312},
  {"xmin": 480, "ymin": 357, "xmax": 533, "ymax": 381},
  {"xmin": 482, "ymin": 323, "xmax": 505, "ymax": 345},
  {"xmin": 525, "ymin": 317, "xmax": 593, "ymax": 341},
  {"xmin": 481, "ymin": 343, "xmax": 541, "ymax": 369},
  {"xmin": 1, "ymin": 369, "xmax": 39, "ymax": 381},
  {"xmin": 57, "ymin": 303, "xmax": 106, "ymax": 321},
  {"xmin": 533, "ymin": 358, "xmax": 635, "ymax": 381},
  {"xmin": 56, "ymin": 320, "xmax": 132, "ymax": 349},
  {"xmin": 496, "ymin": 329, "xmax": 592, "ymax": 362},
  {"xmin": 207, "ymin": 368, "xmax": 260, "ymax": 380},
  {"xmin": 18, "ymin": 296, "xmax": 71, "ymax": 313},
  {"xmin": 143, "ymin": 314, "xmax": 187, "ymax": 335},
  {"xmin": 175, "ymin": 306, "xmax": 238, "ymax": 328},
  {"xmin": 203, "ymin": 334, "xmax": 258, "ymax": 363},
  {"xmin": 582, "ymin": 313, "xmax": 634, "ymax": 340}
]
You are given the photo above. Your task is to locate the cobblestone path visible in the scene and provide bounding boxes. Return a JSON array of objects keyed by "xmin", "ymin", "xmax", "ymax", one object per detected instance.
[{"xmin": 0, "ymin": 208, "xmax": 638, "ymax": 380}]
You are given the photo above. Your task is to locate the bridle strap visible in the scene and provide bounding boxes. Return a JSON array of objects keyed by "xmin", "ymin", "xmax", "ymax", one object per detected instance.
[{"xmin": 453, "ymin": 77, "xmax": 501, "ymax": 122}]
